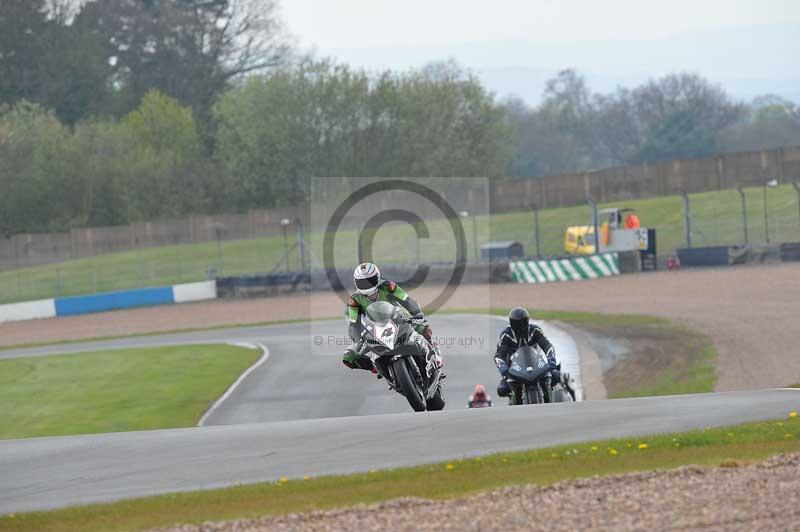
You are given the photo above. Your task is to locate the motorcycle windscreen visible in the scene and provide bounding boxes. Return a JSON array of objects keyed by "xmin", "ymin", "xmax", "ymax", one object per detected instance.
[
  {"xmin": 508, "ymin": 346, "xmax": 549, "ymax": 383},
  {"xmin": 365, "ymin": 301, "xmax": 396, "ymax": 325}
]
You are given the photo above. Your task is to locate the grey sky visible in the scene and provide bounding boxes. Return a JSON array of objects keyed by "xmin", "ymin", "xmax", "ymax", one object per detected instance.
[{"xmin": 280, "ymin": 0, "xmax": 800, "ymax": 104}]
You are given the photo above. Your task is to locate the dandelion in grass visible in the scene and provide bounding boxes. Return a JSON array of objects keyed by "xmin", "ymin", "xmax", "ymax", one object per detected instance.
[
  {"xmin": 609, "ymin": 448, "xmax": 618, "ymax": 456},
  {"xmin": 279, "ymin": 476, "xmax": 288, "ymax": 483},
  {"xmin": 591, "ymin": 446, "xmax": 598, "ymax": 452},
  {"xmin": 638, "ymin": 443, "xmax": 648, "ymax": 450},
  {"xmin": 445, "ymin": 463, "xmax": 454, "ymax": 470},
  {"xmin": 303, "ymin": 476, "xmax": 310, "ymax": 480},
  {"xmin": 790, "ymin": 411, "xmax": 798, "ymax": 418}
]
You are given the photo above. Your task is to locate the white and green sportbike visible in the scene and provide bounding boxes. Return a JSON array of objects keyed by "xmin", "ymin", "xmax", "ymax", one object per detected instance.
[{"xmin": 360, "ymin": 301, "xmax": 445, "ymax": 412}]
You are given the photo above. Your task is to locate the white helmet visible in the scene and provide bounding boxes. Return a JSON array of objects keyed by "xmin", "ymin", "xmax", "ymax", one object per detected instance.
[{"xmin": 354, "ymin": 262, "xmax": 381, "ymax": 298}]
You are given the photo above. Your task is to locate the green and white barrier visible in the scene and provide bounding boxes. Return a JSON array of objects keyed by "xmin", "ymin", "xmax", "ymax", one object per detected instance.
[{"xmin": 510, "ymin": 253, "xmax": 620, "ymax": 284}]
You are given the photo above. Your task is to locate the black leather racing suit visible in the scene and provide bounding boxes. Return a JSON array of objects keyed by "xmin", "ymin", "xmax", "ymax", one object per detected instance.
[{"xmin": 493, "ymin": 324, "xmax": 557, "ymax": 397}]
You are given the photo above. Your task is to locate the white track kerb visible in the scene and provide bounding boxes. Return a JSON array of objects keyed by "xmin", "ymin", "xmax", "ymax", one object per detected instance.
[{"xmin": 197, "ymin": 343, "xmax": 270, "ymax": 426}]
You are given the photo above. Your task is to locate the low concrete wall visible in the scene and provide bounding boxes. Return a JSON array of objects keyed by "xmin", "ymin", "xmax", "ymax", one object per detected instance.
[
  {"xmin": 0, "ymin": 281, "xmax": 218, "ymax": 324},
  {"xmin": 54, "ymin": 286, "xmax": 175, "ymax": 317},
  {"xmin": 173, "ymin": 281, "xmax": 217, "ymax": 303},
  {"xmin": 0, "ymin": 299, "xmax": 56, "ymax": 324}
]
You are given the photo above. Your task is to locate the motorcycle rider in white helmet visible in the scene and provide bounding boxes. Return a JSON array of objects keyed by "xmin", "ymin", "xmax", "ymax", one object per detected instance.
[{"xmin": 342, "ymin": 262, "xmax": 442, "ymax": 371}]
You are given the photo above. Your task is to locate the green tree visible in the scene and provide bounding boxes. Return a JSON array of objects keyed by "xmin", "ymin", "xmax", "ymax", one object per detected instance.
[
  {"xmin": 0, "ymin": 101, "xmax": 82, "ymax": 235},
  {"xmin": 0, "ymin": 1, "xmax": 114, "ymax": 125},
  {"xmin": 122, "ymin": 90, "xmax": 210, "ymax": 219},
  {"xmin": 75, "ymin": 0, "xmax": 292, "ymax": 129}
]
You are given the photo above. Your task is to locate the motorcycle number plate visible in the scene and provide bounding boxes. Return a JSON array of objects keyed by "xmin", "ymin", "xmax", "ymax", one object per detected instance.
[{"xmin": 526, "ymin": 366, "xmax": 533, "ymax": 371}]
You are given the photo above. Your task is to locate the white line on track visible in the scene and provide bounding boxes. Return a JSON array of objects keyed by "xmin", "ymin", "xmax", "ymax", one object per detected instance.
[{"xmin": 197, "ymin": 342, "xmax": 270, "ymax": 427}]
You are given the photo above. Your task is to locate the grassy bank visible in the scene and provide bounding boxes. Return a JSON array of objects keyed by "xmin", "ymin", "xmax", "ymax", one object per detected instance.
[
  {"xmin": 2, "ymin": 183, "xmax": 799, "ymax": 304},
  {"xmin": 4, "ymin": 413, "xmax": 798, "ymax": 532},
  {"xmin": 0, "ymin": 307, "xmax": 717, "ymax": 398},
  {"xmin": 474, "ymin": 308, "xmax": 717, "ymax": 397},
  {"xmin": 0, "ymin": 344, "xmax": 260, "ymax": 440}
]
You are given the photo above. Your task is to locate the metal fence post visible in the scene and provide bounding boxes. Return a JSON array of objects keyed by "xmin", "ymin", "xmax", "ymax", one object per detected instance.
[
  {"xmin": 415, "ymin": 220, "xmax": 422, "ymax": 264},
  {"xmin": 682, "ymin": 192, "xmax": 692, "ymax": 248},
  {"xmin": 737, "ymin": 187, "xmax": 749, "ymax": 245},
  {"xmin": 762, "ymin": 179, "xmax": 779, "ymax": 244},
  {"xmin": 280, "ymin": 219, "xmax": 290, "ymax": 272},
  {"xmin": 793, "ymin": 181, "xmax": 800, "ymax": 227},
  {"xmin": 586, "ymin": 197, "xmax": 599, "ymax": 254},
  {"xmin": 471, "ymin": 213, "xmax": 478, "ymax": 260},
  {"xmin": 531, "ymin": 205, "xmax": 541, "ymax": 258},
  {"xmin": 215, "ymin": 227, "xmax": 224, "ymax": 274},
  {"xmin": 763, "ymin": 182, "xmax": 770, "ymax": 244},
  {"xmin": 295, "ymin": 217, "xmax": 306, "ymax": 272}
]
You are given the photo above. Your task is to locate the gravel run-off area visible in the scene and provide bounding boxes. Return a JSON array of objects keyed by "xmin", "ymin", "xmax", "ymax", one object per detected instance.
[
  {"xmin": 3, "ymin": 263, "xmax": 799, "ymax": 391},
  {"xmin": 151, "ymin": 452, "xmax": 800, "ymax": 532}
]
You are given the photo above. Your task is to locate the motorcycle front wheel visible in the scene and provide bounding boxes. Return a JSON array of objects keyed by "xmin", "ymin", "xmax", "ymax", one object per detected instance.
[
  {"xmin": 524, "ymin": 385, "xmax": 543, "ymax": 404},
  {"xmin": 392, "ymin": 358, "xmax": 427, "ymax": 412}
]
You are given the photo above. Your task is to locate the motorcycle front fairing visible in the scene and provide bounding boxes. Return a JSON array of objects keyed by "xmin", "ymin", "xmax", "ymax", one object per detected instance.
[
  {"xmin": 507, "ymin": 346, "xmax": 549, "ymax": 385},
  {"xmin": 360, "ymin": 302, "xmax": 440, "ymax": 396}
]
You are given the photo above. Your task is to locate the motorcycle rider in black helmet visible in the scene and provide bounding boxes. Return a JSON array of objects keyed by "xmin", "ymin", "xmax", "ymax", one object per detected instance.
[{"xmin": 494, "ymin": 307, "xmax": 559, "ymax": 399}]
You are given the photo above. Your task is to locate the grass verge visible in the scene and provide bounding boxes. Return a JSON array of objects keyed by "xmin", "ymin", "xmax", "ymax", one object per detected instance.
[
  {"xmin": 1, "ymin": 307, "xmax": 717, "ymax": 398},
  {"xmin": 3, "ymin": 413, "xmax": 799, "ymax": 532},
  {"xmin": 459, "ymin": 308, "xmax": 716, "ymax": 397},
  {"xmin": 2, "ymin": 183, "xmax": 799, "ymax": 305},
  {"xmin": 0, "ymin": 344, "xmax": 260, "ymax": 440}
]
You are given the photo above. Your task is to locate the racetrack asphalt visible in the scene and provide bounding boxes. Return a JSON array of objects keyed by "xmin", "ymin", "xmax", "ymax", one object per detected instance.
[
  {"xmin": 2, "ymin": 314, "xmax": 798, "ymax": 513},
  {"xmin": 0, "ymin": 314, "xmax": 581, "ymax": 424},
  {"xmin": 1, "ymin": 389, "xmax": 798, "ymax": 513}
]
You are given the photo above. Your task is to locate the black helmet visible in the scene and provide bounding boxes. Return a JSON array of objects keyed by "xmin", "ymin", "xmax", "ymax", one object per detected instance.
[{"xmin": 508, "ymin": 307, "xmax": 529, "ymax": 340}]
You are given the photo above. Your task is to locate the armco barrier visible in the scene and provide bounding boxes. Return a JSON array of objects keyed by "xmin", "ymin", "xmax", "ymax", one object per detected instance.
[
  {"xmin": 676, "ymin": 247, "xmax": 729, "ymax": 267},
  {"xmin": 216, "ymin": 263, "xmax": 512, "ymax": 298},
  {"xmin": 510, "ymin": 253, "xmax": 620, "ymax": 284}
]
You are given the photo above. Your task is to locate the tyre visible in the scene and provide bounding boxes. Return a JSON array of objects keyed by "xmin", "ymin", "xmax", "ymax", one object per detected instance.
[
  {"xmin": 393, "ymin": 358, "xmax": 426, "ymax": 412},
  {"xmin": 552, "ymin": 388, "xmax": 573, "ymax": 402},
  {"xmin": 509, "ymin": 384, "xmax": 523, "ymax": 405},
  {"xmin": 426, "ymin": 381, "xmax": 446, "ymax": 411},
  {"xmin": 524, "ymin": 385, "xmax": 542, "ymax": 404}
]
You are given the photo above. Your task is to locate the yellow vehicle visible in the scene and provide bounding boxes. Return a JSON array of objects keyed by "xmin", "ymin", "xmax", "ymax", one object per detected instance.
[{"xmin": 564, "ymin": 208, "xmax": 641, "ymax": 255}]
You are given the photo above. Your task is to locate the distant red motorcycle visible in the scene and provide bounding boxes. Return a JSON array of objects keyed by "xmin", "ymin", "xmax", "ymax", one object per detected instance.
[{"xmin": 467, "ymin": 384, "xmax": 492, "ymax": 408}]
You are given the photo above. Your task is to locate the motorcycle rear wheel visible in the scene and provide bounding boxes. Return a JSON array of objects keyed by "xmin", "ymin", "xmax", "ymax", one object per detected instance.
[{"xmin": 393, "ymin": 358, "xmax": 427, "ymax": 412}]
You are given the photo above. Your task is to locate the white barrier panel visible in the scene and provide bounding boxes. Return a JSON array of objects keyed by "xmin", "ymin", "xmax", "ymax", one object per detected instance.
[
  {"xmin": 0, "ymin": 299, "xmax": 56, "ymax": 324},
  {"xmin": 172, "ymin": 281, "xmax": 217, "ymax": 304}
]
